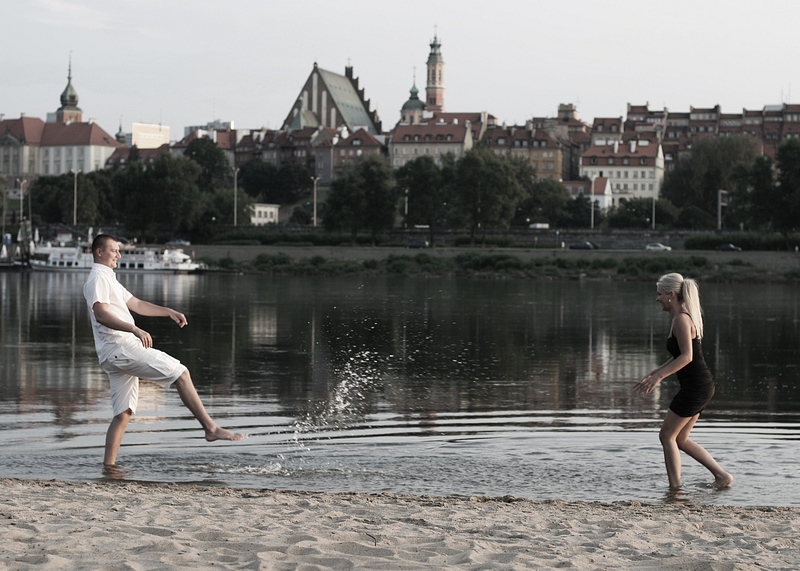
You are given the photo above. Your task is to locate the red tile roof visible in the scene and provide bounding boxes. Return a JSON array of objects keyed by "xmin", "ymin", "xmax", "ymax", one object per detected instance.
[
  {"xmin": 338, "ymin": 127, "xmax": 383, "ymax": 148},
  {"xmin": 40, "ymin": 121, "xmax": 123, "ymax": 148},
  {"xmin": 0, "ymin": 116, "xmax": 46, "ymax": 144}
]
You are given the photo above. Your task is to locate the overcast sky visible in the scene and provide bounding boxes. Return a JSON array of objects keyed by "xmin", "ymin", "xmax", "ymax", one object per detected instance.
[{"xmin": 3, "ymin": 0, "xmax": 799, "ymax": 140}]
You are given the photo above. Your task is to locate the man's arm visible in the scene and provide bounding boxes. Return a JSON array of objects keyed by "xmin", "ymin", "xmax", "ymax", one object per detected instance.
[
  {"xmin": 126, "ymin": 296, "xmax": 188, "ymax": 328},
  {"xmin": 92, "ymin": 301, "xmax": 155, "ymax": 348}
]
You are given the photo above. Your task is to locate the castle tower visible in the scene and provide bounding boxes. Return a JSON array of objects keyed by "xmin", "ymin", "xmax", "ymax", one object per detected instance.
[
  {"xmin": 56, "ymin": 57, "xmax": 82, "ymax": 124},
  {"xmin": 425, "ymin": 34, "xmax": 444, "ymax": 112}
]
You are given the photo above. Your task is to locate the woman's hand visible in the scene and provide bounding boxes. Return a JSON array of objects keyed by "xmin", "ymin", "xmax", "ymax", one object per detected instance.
[{"xmin": 634, "ymin": 374, "xmax": 661, "ymax": 395}]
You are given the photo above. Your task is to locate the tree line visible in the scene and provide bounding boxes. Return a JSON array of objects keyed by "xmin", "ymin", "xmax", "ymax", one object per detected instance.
[{"xmin": 18, "ymin": 135, "xmax": 800, "ymax": 247}]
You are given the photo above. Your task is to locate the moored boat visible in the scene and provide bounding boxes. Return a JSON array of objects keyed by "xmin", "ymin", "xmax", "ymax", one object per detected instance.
[{"xmin": 29, "ymin": 244, "xmax": 205, "ymax": 273}]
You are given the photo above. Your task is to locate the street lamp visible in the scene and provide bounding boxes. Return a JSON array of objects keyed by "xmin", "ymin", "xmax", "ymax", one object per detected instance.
[
  {"xmin": 717, "ymin": 189, "xmax": 728, "ymax": 231},
  {"xmin": 589, "ymin": 176, "xmax": 596, "ymax": 229},
  {"xmin": 16, "ymin": 178, "xmax": 28, "ymax": 221},
  {"xmin": 311, "ymin": 176, "xmax": 320, "ymax": 227},
  {"xmin": 652, "ymin": 196, "xmax": 656, "ymax": 230},
  {"xmin": 233, "ymin": 167, "xmax": 240, "ymax": 226},
  {"xmin": 404, "ymin": 188, "xmax": 409, "ymax": 228},
  {"xmin": 70, "ymin": 169, "xmax": 81, "ymax": 226}
]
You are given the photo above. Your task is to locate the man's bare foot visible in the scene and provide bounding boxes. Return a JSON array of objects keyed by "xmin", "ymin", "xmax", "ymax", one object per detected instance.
[
  {"xmin": 715, "ymin": 472, "xmax": 734, "ymax": 488},
  {"xmin": 205, "ymin": 426, "xmax": 244, "ymax": 442}
]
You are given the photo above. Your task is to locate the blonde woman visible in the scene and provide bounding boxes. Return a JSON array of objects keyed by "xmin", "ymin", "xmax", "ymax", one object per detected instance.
[{"xmin": 634, "ymin": 273, "xmax": 733, "ymax": 490}]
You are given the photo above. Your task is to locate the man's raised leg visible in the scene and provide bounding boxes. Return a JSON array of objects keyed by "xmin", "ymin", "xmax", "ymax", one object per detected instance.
[{"xmin": 173, "ymin": 370, "xmax": 243, "ymax": 441}]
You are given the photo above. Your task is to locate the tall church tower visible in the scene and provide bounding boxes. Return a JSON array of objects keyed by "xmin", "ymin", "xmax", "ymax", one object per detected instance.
[
  {"xmin": 425, "ymin": 34, "xmax": 444, "ymax": 112},
  {"xmin": 56, "ymin": 57, "xmax": 82, "ymax": 124}
]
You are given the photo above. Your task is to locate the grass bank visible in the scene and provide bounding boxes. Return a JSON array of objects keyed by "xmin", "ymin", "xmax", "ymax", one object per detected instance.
[{"xmin": 190, "ymin": 245, "xmax": 800, "ymax": 282}]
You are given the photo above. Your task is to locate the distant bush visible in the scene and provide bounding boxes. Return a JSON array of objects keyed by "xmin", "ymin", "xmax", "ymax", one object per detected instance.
[{"xmin": 618, "ymin": 256, "xmax": 708, "ymax": 277}]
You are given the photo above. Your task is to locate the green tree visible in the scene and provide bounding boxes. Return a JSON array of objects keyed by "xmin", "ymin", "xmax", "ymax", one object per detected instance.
[
  {"xmin": 275, "ymin": 163, "xmax": 312, "ymax": 204},
  {"xmin": 662, "ymin": 135, "xmax": 759, "ymax": 226},
  {"xmin": 513, "ymin": 176, "xmax": 571, "ymax": 227},
  {"xmin": 324, "ymin": 164, "xmax": 365, "ymax": 242},
  {"xmin": 29, "ymin": 172, "xmax": 98, "ymax": 226},
  {"xmin": 86, "ymin": 169, "xmax": 117, "ymax": 224},
  {"xmin": 239, "ymin": 159, "xmax": 312, "ymax": 204},
  {"xmin": 607, "ymin": 198, "xmax": 655, "ymax": 229},
  {"xmin": 772, "ymin": 139, "xmax": 800, "ymax": 244},
  {"xmin": 184, "ymin": 137, "xmax": 231, "ymax": 193},
  {"xmin": 395, "ymin": 156, "xmax": 444, "ymax": 246},
  {"xmin": 239, "ymin": 159, "xmax": 278, "ymax": 199},
  {"xmin": 113, "ymin": 155, "xmax": 203, "ymax": 240},
  {"xmin": 324, "ymin": 155, "xmax": 397, "ymax": 244},
  {"xmin": 452, "ymin": 146, "xmax": 524, "ymax": 245}
]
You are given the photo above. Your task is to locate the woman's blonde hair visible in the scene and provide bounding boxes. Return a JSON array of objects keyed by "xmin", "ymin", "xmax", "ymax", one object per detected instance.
[{"xmin": 657, "ymin": 273, "xmax": 704, "ymax": 339}]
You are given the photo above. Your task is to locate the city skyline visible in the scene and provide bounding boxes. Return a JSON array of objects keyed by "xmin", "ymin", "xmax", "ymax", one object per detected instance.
[{"xmin": 3, "ymin": 0, "xmax": 799, "ymax": 138}]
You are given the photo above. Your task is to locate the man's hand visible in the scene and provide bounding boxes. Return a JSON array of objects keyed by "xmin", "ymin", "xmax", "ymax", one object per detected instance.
[
  {"xmin": 168, "ymin": 310, "xmax": 188, "ymax": 328},
  {"xmin": 132, "ymin": 326, "xmax": 153, "ymax": 349}
]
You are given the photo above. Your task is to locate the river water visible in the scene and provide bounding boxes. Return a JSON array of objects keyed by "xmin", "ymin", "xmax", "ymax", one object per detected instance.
[{"xmin": 1, "ymin": 270, "xmax": 798, "ymax": 506}]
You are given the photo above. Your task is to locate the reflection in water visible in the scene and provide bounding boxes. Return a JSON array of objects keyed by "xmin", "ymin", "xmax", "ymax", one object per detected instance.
[{"xmin": 1, "ymin": 271, "xmax": 799, "ymax": 505}]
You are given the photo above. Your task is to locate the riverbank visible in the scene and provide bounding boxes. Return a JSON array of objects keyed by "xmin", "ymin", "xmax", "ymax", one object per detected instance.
[
  {"xmin": 2, "ymin": 478, "xmax": 798, "ymax": 570},
  {"xmin": 188, "ymin": 244, "xmax": 800, "ymax": 281}
]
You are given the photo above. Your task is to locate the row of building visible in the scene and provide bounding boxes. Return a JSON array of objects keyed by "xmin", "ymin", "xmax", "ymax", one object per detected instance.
[{"xmin": 3, "ymin": 37, "xmax": 800, "ymax": 219}]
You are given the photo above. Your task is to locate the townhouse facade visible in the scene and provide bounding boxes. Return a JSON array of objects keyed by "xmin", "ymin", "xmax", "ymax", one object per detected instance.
[
  {"xmin": 579, "ymin": 139, "xmax": 664, "ymax": 205},
  {"xmin": 482, "ymin": 123, "xmax": 566, "ymax": 180},
  {"xmin": 564, "ymin": 177, "xmax": 612, "ymax": 211}
]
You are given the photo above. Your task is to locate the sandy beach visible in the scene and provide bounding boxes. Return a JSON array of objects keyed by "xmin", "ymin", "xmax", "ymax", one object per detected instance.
[{"xmin": 1, "ymin": 479, "xmax": 798, "ymax": 570}]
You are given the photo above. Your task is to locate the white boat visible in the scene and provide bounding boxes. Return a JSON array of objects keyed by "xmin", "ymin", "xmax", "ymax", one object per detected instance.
[{"xmin": 29, "ymin": 244, "xmax": 205, "ymax": 273}]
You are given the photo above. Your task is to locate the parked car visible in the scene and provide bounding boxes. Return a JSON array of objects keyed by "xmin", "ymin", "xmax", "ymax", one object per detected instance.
[
  {"xmin": 165, "ymin": 239, "xmax": 191, "ymax": 248},
  {"xmin": 569, "ymin": 241, "xmax": 600, "ymax": 250},
  {"xmin": 406, "ymin": 239, "xmax": 429, "ymax": 249},
  {"xmin": 716, "ymin": 243, "xmax": 742, "ymax": 251},
  {"xmin": 645, "ymin": 243, "xmax": 672, "ymax": 251}
]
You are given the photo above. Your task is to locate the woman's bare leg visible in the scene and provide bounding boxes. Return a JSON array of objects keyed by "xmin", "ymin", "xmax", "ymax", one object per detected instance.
[
  {"xmin": 675, "ymin": 415, "xmax": 734, "ymax": 487},
  {"xmin": 659, "ymin": 410, "xmax": 693, "ymax": 489}
]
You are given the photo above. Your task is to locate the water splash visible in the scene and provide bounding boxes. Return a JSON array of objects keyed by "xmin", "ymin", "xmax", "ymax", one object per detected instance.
[{"xmin": 293, "ymin": 349, "xmax": 385, "ymax": 441}]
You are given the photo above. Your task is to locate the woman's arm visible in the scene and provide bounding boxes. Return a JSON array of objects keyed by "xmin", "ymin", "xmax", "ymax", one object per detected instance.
[{"xmin": 634, "ymin": 314, "xmax": 694, "ymax": 395}]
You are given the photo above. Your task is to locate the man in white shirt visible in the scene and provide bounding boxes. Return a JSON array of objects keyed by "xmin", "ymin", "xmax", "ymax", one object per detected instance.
[{"xmin": 84, "ymin": 234, "xmax": 242, "ymax": 468}]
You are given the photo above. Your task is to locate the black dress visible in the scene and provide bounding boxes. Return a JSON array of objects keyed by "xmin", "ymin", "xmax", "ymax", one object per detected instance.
[{"xmin": 666, "ymin": 336, "xmax": 715, "ymax": 417}]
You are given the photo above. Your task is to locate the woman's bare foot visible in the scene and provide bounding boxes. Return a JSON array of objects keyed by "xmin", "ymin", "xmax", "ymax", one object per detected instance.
[
  {"xmin": 205, "ymin": 426, "xmax": 244, "ymax": 442},
  {"xmin": 714, "ymin": 472, "xmax": 734, "ymax": 488}
]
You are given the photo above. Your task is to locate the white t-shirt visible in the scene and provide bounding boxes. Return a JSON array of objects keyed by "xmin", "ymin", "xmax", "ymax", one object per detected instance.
[{"xmin": 83, "ymin": 263, "xmax": 137, "ymax": 363}]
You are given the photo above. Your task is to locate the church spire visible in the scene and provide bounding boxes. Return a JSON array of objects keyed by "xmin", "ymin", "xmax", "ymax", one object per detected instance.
[
  {"xmin": 425, "ymin": 30, "xmax": 444, "ymax": 112},
  {"xmin": 57, "ymin": 54, "xmax": 82, "ymax": 124}
]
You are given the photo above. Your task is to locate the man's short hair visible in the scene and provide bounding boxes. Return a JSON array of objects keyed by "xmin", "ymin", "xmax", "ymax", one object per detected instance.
[{"xmin": 91, "ymin": 234, "xmax": 117, "ymax": 254}]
